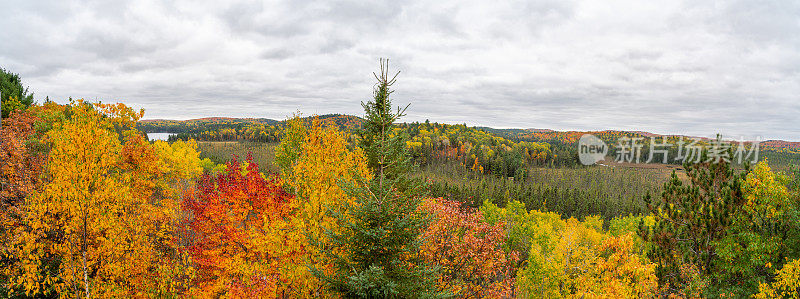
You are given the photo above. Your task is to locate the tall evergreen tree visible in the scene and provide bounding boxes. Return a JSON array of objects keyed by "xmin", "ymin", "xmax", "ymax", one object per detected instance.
[
  {"xmin": 1, "ymin": 68, "xmax": 35, "ymax": 119},
  {"xmin": 312, "ymin": 59, "xmax": 438, "ymax": 298}
]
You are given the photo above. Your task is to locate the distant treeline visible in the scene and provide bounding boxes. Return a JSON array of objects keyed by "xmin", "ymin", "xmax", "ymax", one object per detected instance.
[
  {"xmin": 139, "ymin": 115, "xmax": 800, "ymax": 173},
  {"xmin": 137, "ymin": 114, "xmax": 362, "ymax": 142}
]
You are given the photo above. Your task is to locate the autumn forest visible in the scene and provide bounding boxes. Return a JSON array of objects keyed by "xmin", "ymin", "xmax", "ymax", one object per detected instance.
[{"xmin": 1, "ymin": 61, "xmax": 799, "ymax": 299}]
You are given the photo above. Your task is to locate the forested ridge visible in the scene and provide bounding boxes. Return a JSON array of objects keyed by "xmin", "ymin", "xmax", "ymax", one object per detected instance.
[
  {"xmin": 138, "ymin": 111, "xmax": 800, "ymax": 171},
  {"xmin": 1, "ymin": 62, "xmax": 799, "ymax": 298}
]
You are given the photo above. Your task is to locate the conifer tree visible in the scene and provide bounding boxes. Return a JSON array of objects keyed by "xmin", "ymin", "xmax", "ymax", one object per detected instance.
[
  {"xmin": 638, "ymin": 144, "xmax": 747, "ymax": 296},
  {"xmin": 0, "ymin": 68, "xmax": 35, "ymax": 119},
  {"xmin": 312, "ymin": 59, "xmax": 438, "ymax": 298}
]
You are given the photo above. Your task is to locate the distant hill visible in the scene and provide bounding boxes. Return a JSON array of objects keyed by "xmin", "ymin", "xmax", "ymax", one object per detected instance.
[
  {"xmin": 139, "ymin": 117, "xmax": 280, "ymax": 125},
  {"xmin": 762, "ymin": 140, "xmax": 800, "ymax": 151},
  {"xmin": 313, "ymin": 114, "xmax": 364, "ymax": 130},
  {"xmin": 140, "ymin": 114, "xmax": 360, "ymax": 126},
  {"xmin": 525, "ymin": 128, "xmax": 555, "ymax": 133}
]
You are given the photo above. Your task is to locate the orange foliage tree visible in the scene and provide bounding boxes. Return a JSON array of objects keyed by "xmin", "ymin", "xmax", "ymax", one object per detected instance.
[
  {"xmin": 0, "ymin": 110, "xmax": 45, "ymax": 212},
  {"xmin": 420, "ymin": 198, "xmax": 517, "ymax": 298},
  {"xmin": 0, "ymin": 109, "xmax": 49, "ymax": 295}
]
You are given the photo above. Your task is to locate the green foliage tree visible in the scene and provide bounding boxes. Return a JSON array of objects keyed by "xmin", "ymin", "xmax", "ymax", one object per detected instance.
[
  {"xmin": 1, "ymin": 68, "xmax": 35, "ymax": 119},
  {"xmin": 312, "ymin": 59, "xmax": 438, "ymax": 298},
  {"xmin": 788, "ymin": 164, "xmax": 800, "ymax": 192},
  {"xmin": 714, "ymin": 161, "xmax": 800, "ymax": 297},
  {"xmin": 274, "ymin": 113, "xmax": 307, "ymax": 178},
  {"xmin": 639, "ymin": 147, "xmax": 747, "ymax": 296}
]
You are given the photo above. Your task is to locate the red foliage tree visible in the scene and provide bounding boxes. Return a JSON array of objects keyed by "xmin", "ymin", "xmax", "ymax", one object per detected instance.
[{"xmin": 182, "ymin": 155, "xmax": 300, "ymax": 296}]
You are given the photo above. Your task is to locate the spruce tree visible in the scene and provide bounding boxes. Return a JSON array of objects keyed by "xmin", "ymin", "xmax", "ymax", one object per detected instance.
[{"xmin": 312, "ymin": 59, "xmax": 438, "ymax": 298}]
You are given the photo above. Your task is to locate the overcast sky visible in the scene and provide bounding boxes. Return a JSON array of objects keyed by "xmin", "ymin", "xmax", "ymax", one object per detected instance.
[{"xmin": 1, "ymin": 0, "xmax": 798, "ymax": 139}]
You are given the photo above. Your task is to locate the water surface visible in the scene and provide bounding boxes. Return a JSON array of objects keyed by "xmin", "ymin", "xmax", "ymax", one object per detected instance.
[{"xmin": 148, "ymin": 132, "xmax": 175, "ymax": 141}]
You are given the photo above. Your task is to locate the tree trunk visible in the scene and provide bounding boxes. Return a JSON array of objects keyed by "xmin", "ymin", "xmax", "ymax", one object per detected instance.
[{"xmin": 83, "ymin": 250, "xmax": 89, "ymax": 298}]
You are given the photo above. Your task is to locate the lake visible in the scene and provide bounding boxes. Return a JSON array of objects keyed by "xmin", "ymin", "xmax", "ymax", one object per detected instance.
[{"xmin": 148, "ymin": 132, "xmax": 175, "ymax": 141}]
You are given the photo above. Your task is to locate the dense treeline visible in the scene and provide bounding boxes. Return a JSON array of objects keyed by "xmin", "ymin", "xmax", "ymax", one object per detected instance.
[
  {"xmin": 763, "ymin": 151, "xmax": 800, "ymax": 171},
  {"xmin": 490, "ymin": 127, "xmax": 800, "ymax": 168},
  {"xmin": 400, "ymin": 121, "xmax": 552, "ymax": 179},
  {"xmin": 137, "ymin": 114, "xmax": 362, "ymax": 143},
  {"xmin": 138, "ymin": 117, "xmax": 279, "ymax": 134},
  {"xmin": 139, "ymin": 105, "xmax": 800, "ymax": 174}
]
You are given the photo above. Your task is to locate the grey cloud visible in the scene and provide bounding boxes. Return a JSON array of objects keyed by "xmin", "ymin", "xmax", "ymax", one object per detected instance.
[
  {"xmin": 260, "ymin": 48, "xmax": 293, "ymax": 60},
  {"xmin": 0, "ymin": 0, "xmax": 798, "ymax": 139}
]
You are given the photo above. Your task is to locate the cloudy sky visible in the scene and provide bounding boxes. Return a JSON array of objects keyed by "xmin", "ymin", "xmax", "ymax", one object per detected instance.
[{"xmin": 1, "ymin": 0, "xmax": 798, "ymax": 139}]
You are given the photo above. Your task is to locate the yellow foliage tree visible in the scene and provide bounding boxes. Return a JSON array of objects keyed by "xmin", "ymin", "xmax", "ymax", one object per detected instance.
[
  {"xmin": 5, "ymin": 101, "xmax": 202, "ymax": 297},
  {"xmin": 280, "ymin": 118, "xmax": 371, "ymax": 297},
  {"xmin": 755, "ymin": 258, "xmax": 800, "ymax": 299},
  {"xmin": 577, "ymin": 234, "xmax": 658, "ymax": 298},
  {"xmin": 519, "ymin": 217, "xmax": 606, "ymax": 297},
  {"xmin": 149, "ymin": 139, "xmax": 205, "ymax": 294},
  {"xmin": 483, "ymin": 200, "xmax": 658, "ymax": 298}
]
